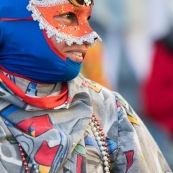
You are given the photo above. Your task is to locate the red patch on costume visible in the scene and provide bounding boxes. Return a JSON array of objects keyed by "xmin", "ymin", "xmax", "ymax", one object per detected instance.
[
  {"xmin": 125, "ymin": 150, "xmax": 134, "ymax": 173},
  {"xmin": 77, "ymin": 155, "xmax": 83, "ymax": 173},
  {"xmin": 35, "ymin": 140, "xmax": 60, "ymax": 166},
  {"xmin": 16, "ymin": 114, "xmax": 54, "ymax": 137}
]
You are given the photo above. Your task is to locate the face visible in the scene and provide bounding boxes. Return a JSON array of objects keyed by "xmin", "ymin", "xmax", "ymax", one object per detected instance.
[{"xmin": 48, "ymin": 3, "xmax": 91, "ymax": 62}]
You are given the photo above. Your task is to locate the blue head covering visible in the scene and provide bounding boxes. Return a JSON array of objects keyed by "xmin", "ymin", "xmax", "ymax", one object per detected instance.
[{"xmin": 0, "ymin": 0, "xmax": 81, "ymax": 83}]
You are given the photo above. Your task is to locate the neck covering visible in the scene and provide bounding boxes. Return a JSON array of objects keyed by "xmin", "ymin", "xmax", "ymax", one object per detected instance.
[{"xmin": 0, "ymin": 0, "xmax": 83, "ymax": 83}]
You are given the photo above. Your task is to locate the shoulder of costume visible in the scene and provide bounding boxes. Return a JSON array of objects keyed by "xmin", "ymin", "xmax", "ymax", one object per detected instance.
[
  {"xmin": 78, "ymin": 73, "xmax": 110, "ymax": 94},
  {"xmin": 77, "ymin": 74, "xmax": 116, "ymax": 104},
  {"xmin": 77, "ymin": 74, "xmax": 134, "ymax": 110},
  {"xmin": 114, "ymin": 92, "xmax": 141, "ymax": 126},
  {"xmin": 77, "ymin": 74, "xmax": 141, "ymax": 126}
]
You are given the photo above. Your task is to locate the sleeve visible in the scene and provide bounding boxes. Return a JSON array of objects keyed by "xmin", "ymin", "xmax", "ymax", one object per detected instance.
[{"xmin": 108, "ymin": 92, "xmax": 172, "ymax": 173}]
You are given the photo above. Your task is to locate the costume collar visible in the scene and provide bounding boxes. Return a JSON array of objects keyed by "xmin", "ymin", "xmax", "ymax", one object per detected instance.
[
  {"xmin": 0, "ymin": 71, "xmax": 90, "ymax": 110},
  {"xmin": 0, "ymin": 71, "xmax": 68, "ymax": 109}
]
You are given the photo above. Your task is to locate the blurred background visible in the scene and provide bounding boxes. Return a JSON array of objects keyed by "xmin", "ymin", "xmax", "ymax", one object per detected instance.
[{"xmin": 81, "ymin": 0, "xmax": 173, "ymax": 170}]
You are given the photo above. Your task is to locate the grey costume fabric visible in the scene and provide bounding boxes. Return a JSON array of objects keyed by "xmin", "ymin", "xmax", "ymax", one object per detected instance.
[{"xmin": 0, "ymin": 73, "xmax": 171, "ymax": 173}]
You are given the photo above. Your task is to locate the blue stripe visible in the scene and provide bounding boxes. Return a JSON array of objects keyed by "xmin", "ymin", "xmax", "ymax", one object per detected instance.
[
  {"xmin": 4, "ymin": 120, "xmax": 14, "ymax": 127},
  {"xmin": 1, "ymin": 105, "xmax": 19, "ymax": 118}
]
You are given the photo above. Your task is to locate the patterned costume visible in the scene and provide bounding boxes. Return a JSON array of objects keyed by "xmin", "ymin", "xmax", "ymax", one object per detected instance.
[
  {"xmin": 0, "ymin": 73, "xmax": 171, "ymax": 173},
  {"xmin": 0, "ymin": 0, "xmax": 172, "ymax": 173}
]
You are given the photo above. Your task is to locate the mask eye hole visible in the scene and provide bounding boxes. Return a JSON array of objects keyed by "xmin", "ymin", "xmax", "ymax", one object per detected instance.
[
  {"xmin": 53, "ymin": 12, "xmax": 78, "ymax": 26},
  {"xmin": 69, "ymin": 0, "xmax": 93, "ymax": 6},
  {"xmin": 77, "ymin": 0, "xmax": 85, "ymax": 5}
]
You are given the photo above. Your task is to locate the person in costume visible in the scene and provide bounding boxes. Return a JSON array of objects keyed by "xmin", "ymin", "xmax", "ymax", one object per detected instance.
[{"xmin": 0, "ymin": 0, "xmax": 172, "ymax": 173}]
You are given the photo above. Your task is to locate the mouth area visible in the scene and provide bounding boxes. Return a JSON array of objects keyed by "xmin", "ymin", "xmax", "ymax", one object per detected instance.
[{"xmin": 64, "ymin": 51, "xmax": 85, "ymax": 62}]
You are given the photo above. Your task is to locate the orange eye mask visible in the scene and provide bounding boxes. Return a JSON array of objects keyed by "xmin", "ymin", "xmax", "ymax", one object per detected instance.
[{"xmin": 27, "ymin": 0, "xmax": 101, "ymax": 45}]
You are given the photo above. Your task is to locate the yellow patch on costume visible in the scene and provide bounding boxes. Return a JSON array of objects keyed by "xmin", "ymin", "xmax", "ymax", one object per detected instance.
[
  {"xmin": 31, "ymin": 131, "xmax": 35, "ymax": 137},
  {"xmin": 87, "ymin": 81, "xmax": 102, "ymax": 93},
  {"xmin": 127, "ymin": 115, "xmax": 140, "ymax": 126},
  {"xmin": 39, "ymin": 165, "xmax": 50, "ymax": 173}
]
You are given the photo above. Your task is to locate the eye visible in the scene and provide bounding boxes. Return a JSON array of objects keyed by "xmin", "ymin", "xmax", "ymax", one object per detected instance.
[
  {"xmin": 53, "ymin": 12, "xmax": 78, "ymax": 26},
  {"xmin": 69, "ymin": 0, "xmax": 93, "ymax": 6},
  {"xmin": 87, "ymin": 16, "xmax": 91, "ymax": 21},
  {"xmin": 69, "ymin": 0, "xmax": 84, "ymax": 6},
  {"xmin": 76, "ymin": 0, "xmax": 85, "ymax": 5}
]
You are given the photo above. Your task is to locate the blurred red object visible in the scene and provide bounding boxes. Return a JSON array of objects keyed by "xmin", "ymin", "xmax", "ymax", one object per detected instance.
[{"xmin": 142, "ymin": 39, "xmax": 173, "ymax": 135}]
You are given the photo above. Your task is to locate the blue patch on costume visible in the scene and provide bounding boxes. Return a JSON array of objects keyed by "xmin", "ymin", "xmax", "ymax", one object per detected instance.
[
  {"xmin": 4, "ymin": 120, "xmax": 14, "ymax": 127},
  {"xmin": 26, "ymin": 82, "xmax": 37, "ymax": 96},
  {"xmin": 1, "ymin": 105, "xmax": 19, "ymax": 118},
  {"xmin": 85, "ymin": 135, "xmax": 100, "ymax": 151},
  {"xmin": 106, "ymin": 139, "xmax": 118, "ymax": 154}
]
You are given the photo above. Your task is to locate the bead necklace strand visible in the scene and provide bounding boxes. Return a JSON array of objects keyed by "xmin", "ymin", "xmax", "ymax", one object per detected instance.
[
  {"xmin": 90, "ymin": 113, "xmax": 110, "ymax": 173},
  {"xmin": 18, "ymin": 144, "xmax": 30, "ymax": 173}
]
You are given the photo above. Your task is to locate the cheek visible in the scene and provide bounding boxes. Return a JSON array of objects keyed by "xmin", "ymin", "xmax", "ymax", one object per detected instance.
[{"xmin": 50, "ymin": 37, "xmax": 66, "ymax": 52}]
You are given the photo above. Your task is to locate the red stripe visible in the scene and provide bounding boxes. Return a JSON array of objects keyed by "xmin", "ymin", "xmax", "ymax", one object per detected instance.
[
  {"xmin": 0, "ymin": 72, "xmax": 68, "ymax": 109},
  {"xmin": 0, "ymin": 66, "xmax": 43, "ymax": 84},
  {"xmin": 43, "ymin": 30, "xmax": 67, "ymax": 61},
  {"xmin": 77, "ymin": 155, "xmax": 83, "ymax": 173},
  {"xmin": 0, "ymin": 17, "xmax": 33, "ymax": 21}
]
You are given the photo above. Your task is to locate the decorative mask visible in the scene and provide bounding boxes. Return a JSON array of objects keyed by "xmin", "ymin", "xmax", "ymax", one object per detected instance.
[{"xmin": 27, "ymin": 0, "xmax": 101, "ymax": 46}]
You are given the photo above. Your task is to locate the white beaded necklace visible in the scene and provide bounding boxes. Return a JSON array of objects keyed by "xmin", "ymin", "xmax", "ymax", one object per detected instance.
[{"xmin": 90, "ymin": 114, "xmax": 110, "ymax": 173}]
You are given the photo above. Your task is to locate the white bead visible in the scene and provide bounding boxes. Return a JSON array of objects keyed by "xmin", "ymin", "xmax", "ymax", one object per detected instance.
[
  {"xmin": 93, "ymin": 127, "xmax": 97, "ymax": 132},
  {"xmin": 100, "ymin": 146, "xmax": 104, "ymax": 151},
  {"xmin": 103, "ymin": 156, "xmax": 108, "ymax": 160},
  {"xmin": 94, "ymin": 132, "xmax": 99, "ymax": 137},
  {"xmin": 104, "ymin": 161, "xmax": 109, "ymax": 166},
  {"xmin": 98, "ymin": 141, "xmax": 103, "ymax": 146},
  {"xmin": 104, "ymin": 167, "xmax": 109, "ymax": 171},
  {"xmin": 102, "ymin": 141, "xmax": 105, "ymax": 145},
  {"xmin": 96, "ymin": 137, "xmax": 101, "ymax": 141},
  {"xmin": 102, "ymin": 151, "xmax": 106, "ymax": 155},
  {"xmin": 91, "ymin": 122, "xmax": 95, "ymax": 127}
]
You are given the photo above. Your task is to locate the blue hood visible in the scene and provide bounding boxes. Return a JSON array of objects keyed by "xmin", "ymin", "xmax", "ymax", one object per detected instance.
[{"xmin": 0, "ymin": 0, "xmax": 81, "ymax": 83}]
